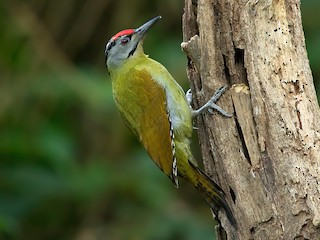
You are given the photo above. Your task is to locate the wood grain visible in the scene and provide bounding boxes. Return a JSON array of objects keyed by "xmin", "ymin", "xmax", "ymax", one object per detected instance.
[{"xmin": 182, "ymin": 0, "xmax": 320, "ymax": 239}]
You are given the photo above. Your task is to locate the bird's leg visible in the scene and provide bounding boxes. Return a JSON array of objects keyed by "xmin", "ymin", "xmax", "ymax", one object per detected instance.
[{"xmin": 186, "ymin": 86, "xmax": 233, "ymax": 118}]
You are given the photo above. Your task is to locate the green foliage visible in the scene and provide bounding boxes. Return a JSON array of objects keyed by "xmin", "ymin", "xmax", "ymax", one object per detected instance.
[
  {"xmin": 0, "ymin": 1, "xmax": 216, "ymax": 239},
  {"xmin": 302, "ymin": 1, "xmax": 320, "ymax": 101}
]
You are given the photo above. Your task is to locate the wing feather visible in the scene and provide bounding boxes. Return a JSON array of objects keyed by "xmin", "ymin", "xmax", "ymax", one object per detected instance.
[{"xmin": 113, "ymin": 68, "xmax": 178, "ymax": 186}]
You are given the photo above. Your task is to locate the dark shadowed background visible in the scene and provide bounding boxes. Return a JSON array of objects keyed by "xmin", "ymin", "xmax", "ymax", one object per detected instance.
[{"xmin": 0, "ymin": 1, "xmax": 319, "ymax": 239}]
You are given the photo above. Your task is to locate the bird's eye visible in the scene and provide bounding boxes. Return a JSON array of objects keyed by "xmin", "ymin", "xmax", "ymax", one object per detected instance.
[{"xmin": 121, "ymin": 37, "xmax": 130, "ymax": 44}]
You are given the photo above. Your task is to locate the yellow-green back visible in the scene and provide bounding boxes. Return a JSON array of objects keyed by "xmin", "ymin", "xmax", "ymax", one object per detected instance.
[{"xmin": 110, "ymin": 50, "xmax": 194, "ymax": 185}]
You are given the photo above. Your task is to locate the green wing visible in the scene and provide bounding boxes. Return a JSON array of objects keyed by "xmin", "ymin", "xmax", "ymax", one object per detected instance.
[{"xmin": 113, "ymin": 67, "xmax": 178, "ymax": 186}]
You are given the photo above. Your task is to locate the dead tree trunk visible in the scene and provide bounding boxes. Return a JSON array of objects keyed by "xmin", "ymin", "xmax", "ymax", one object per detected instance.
[{"xmin": 182, "ymin": 0, "xmax": 320, "ymax": 239}]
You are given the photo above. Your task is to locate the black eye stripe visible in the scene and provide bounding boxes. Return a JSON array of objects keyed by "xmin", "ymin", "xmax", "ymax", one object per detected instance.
[
  {"xmin": 107, "ymin": 41, "xmax": 116, "ymax": 51},
  {"xmin": 105, "ymin": 34, "xmax": 133, "ymax": 56}
]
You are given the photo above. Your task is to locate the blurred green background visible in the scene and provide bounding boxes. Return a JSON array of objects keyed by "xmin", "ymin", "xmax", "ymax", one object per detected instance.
[{"xmin": 0, "ymin": 1, "xmax": 319, "ymax": 240}]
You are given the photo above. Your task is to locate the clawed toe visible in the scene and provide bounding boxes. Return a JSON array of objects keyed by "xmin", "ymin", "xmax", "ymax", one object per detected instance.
[
  {"xmin": 191, "ymin": 85, "xmax": 233, "ymax": 118},
  {"xmin": 207, "ymin": 103, "xmax": 233, "ymax": 117}
]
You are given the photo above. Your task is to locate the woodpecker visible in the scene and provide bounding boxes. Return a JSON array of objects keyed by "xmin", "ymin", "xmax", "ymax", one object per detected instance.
[{"xmin": 105, "ymin": 16, "xmax": 236, "ymax": 227}]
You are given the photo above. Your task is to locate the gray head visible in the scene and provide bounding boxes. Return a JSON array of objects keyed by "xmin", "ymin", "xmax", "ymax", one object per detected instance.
[{"xmin": 105, "ymin": 16, "xmax": 161, "ymax": 73}]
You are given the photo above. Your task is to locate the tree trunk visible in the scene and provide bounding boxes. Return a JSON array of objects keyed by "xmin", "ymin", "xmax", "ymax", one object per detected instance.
[{"xmin": 182, "ymin": 0, "xmax": 320, "ymax": 239}]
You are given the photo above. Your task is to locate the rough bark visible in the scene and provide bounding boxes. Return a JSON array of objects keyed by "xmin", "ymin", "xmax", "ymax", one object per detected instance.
[{"xmin": 182, "ymin": 0, "xmax": 320, "ymax": 239}]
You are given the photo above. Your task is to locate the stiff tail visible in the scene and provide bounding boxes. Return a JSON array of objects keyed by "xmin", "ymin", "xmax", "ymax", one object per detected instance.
[{"xmin": 190, "ymin": 162, "xmax": 237, "ymax": 228}]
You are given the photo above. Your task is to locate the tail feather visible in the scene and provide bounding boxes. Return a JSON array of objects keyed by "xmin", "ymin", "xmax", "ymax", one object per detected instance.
[{"xmin": 190, "ymin": 162, "xmax": 237, "ymax": 228}]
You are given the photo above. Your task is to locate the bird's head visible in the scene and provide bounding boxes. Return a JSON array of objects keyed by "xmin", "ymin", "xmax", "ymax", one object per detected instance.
[{"xmin": 105, "ymin": 16, "xmax": 161, "ymax": 73}]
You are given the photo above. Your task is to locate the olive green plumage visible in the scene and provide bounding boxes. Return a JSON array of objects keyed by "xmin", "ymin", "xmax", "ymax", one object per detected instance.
[{"xmin": 105, "ymin": 16, "xmax": 236, "ymax": 227}]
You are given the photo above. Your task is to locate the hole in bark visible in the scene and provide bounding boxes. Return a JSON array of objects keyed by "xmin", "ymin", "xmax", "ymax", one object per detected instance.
[
  {"xmin": 235, "ymin": 48, "xmax": 244, "ymax": 64},
  {"xmin": 234, "ymin": 48, "xmax": 249, "ymax": 85},
  {"xmin": 229, "ymin": 187, "xmax": 236, "ymax": 202},
  {"xmin": 222, "ymin": 54, "xmax": 231, "ymax": 85},
  {"xmin": 250, "ymin": 226, "xmax": 255, "ymax": 234},
  {"xmin": 235, "ymin": 116, "xmax": 252, "ymax": 165}
]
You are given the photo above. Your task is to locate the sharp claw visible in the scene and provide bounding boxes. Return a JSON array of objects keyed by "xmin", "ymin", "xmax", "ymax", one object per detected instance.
[
  {"xmin": 208, "ymin": 108, "xmax": 233, "ymax": 117},
  {"xmin": 207, "ymin": 102, "xmax": 233, "ymax": 117},
  {"xmin": 209, "ymin": 85, "xmax": 229, "ymax": 103}
]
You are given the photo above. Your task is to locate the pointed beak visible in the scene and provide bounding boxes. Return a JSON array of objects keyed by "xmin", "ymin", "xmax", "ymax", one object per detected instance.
[{"xmin": 135, "ymin": 16, "xmax": 161, "ymax": 39}]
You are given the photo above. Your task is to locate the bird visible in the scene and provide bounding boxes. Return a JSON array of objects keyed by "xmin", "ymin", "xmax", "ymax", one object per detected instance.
[{"xmin": 105, "ymin": 15, "xmax": 236, "ymax": 227}]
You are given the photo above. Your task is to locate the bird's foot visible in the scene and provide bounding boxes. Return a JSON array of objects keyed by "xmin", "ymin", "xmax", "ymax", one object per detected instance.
[{"xmin": 188, "ymin": 86, "xmax": 233, "ymax": 118}]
